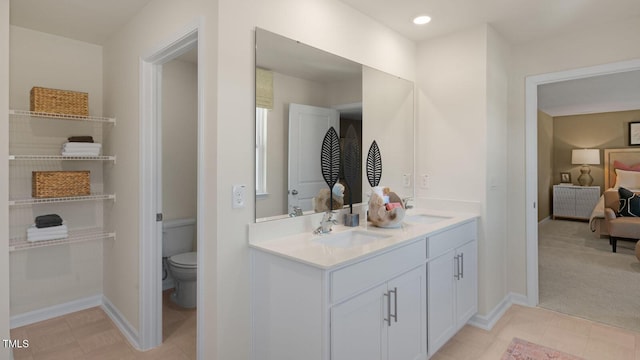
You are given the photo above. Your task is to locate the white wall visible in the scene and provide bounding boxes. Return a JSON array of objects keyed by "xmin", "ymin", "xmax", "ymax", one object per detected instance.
[
  {"xmin": 256, "ymin": 72, "xmax": 330, "ymax": 219},
  {"xmin": 507, "ymin": 15, "xmax": 640, "ymax": 295},
  {"xmin": 101, "ymin": 0, "xmax": 219, "ymax": 348},
  {"xmin": 162, "ymin": 58, "xmax": 197, "ymax": 222},
  {"xmin": 0, "ymin": 0, "xmax": 10, "ymax": 358},
  {"xmin": 218, "ymin": 0, "xmax": 414, "ymax": 359},
  {"xmin": 8, "ymin": 26, "xmax": 104, "ymax": 315}
]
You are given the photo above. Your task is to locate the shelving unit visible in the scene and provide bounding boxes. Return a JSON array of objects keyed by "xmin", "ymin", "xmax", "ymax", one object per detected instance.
[
  {"xmin": 10, "ymin": 154, "xmax": 116, "ymax": 161},
  {"xmin": 9, "ymin": 109, "xmax": 116, "ymax": 124},
  {"xmin": 8, "ymin": 109, "xmax": 116, "ymax": 250},
  {"xmin": 9, "ymin": 228, "xmax": 116, "ymax": 252},
  {"xmin": 9, "ymin": 193, "xmax": 116, "ymax": 206}
]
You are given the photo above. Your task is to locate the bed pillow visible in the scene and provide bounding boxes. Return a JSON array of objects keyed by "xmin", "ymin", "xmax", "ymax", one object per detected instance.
[
  {"xmin": 614, "ymin": 160, "xmax": 640, "ymax": 172},
  {"xmin": 618, "ymin": 187, "xmax": 640, "ymax": 217},
  {"xmin": 614, "ymin": 169, "xmax": 640, "ymax": 189}
]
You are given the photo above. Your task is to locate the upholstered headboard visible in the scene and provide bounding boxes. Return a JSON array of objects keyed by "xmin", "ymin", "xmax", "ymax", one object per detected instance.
[{"xmin": 603, "ymin": 148, "xmax": 640, "ymax": 189}]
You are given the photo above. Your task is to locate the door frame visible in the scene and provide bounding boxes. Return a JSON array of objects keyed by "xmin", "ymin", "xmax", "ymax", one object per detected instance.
[
  {"xmin": 139, "ymin": 19, "xmax": 203, "ymax": 355},
  {"xmin": 524, "ymin": 58, "xmax": 640, "ymax": 306}
]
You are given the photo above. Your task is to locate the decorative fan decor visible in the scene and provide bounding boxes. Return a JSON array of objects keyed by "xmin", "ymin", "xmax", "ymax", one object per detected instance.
[
  {"xmin": 343, "ymin": 125, "xmax": 360, "ymax": 214},
  {"xmin": 366, "ymin": 140, "xmax": 382, "ymax": 188},
  {"xmin": 320, "ymin": 127, "xmax": 341, "ymax": 211}
]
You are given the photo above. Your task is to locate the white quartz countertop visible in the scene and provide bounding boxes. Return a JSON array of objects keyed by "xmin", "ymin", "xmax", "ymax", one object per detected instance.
[{"xmin": 249, "ymin": 208, "xmax": 478, "ymax": 269}]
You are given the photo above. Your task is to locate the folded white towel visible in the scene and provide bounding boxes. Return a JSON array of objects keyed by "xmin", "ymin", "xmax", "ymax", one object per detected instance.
[
  {"xmin": 27, "ymin": 224, "xmax": 68, "ymax": 236},
  {"xmin": 63, "ymin": 142, "xmax": 101, "ymax": 148},
  {"xmin": 27, "ymin": 233, "xmax": 68, "ymax": 242},
  {"xmin": 61, "ymin": 151, "xmax": 101, "ymax": 156}
]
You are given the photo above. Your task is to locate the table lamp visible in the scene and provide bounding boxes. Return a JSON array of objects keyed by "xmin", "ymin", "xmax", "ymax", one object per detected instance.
[{"xmin": 571, "ymin": 149, "xmax": 600, "ymax": 186}]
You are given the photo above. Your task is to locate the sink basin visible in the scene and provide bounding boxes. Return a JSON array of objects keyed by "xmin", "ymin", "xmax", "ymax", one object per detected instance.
[
  {"xmin": 312, "ymin": 230, "xmax": 391, "ymax": 248},
  {"xmin": 404, "ymin": 214, "xmax": 451, "ymax": 225}
]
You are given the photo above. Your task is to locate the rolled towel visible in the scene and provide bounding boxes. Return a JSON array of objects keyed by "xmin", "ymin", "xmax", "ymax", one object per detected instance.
[
  {"xmin": 35, "ymin": 214, "xmax": 63, "ymax": 228},
  {"xmin": 68, "ymin": 136, "xmax": 94, "ymax": 143}
]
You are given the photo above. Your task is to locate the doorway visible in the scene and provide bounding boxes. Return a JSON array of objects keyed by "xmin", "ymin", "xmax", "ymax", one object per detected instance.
[
  {"xmin": 139, "ymin": 24, "xmax": 203, "ymax": 356},
  {"xmin": 524, "ymin": 58, "xmax": 640, "ymax": 307}
]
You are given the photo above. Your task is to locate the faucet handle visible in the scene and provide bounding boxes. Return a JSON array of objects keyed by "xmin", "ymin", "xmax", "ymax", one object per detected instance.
[{"xmin": 402, "ymin": 197, "xmax": 414, "ymax": 209}]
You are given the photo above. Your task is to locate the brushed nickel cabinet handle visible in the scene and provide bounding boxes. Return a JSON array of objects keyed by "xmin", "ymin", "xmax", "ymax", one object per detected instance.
[
  {"xmin": 460, "ymin": 253, "xmax": 464, "ymax": 279},
  {"xmin": 390, "ymin": 287, "xmax": 398, "ymax": 323},
  {"xmin": 384, "ymin": 291, "xmax": 391, "ymax": 326}
]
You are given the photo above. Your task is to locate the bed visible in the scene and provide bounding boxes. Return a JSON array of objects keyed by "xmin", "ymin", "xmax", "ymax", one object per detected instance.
[{"xmin": 589, "ymin": 148, "xmax": 640, "ymax": 236}]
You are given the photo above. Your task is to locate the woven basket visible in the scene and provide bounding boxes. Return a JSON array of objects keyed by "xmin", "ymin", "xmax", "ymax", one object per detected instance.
[
  {"xmin": 30, "ymin": 87, "xmax": 89, "ymax": 116},
  {"xmin": 32, "ymin": 171, "xmax": 90, "ymax": 198}
]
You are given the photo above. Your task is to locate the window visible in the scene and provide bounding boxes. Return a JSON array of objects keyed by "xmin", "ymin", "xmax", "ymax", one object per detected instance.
[{"xmin": 256, "ymin": 107, "xmax": 268, "ymax": 196}]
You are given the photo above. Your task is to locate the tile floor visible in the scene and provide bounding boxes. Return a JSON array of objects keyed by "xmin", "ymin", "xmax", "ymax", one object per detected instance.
[
  {"xmin": 10, "ymin": 300, "xmax": 640, "ymax": 359},
  {"xmin": 432, "ymin": 305, "xmax": 640, "ymax": 360},
  {"xmin": 10, "ymin": 289, "xmax": 196, "ymax": 359}
]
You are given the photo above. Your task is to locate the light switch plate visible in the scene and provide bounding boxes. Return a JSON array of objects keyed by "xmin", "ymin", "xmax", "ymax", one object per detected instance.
[
  {"xmin": 232, "ymin": 184, "xmax": 246, "ymax": 208},
  {"xmin": 403, "ymin": 173, "xmax": 411, "ymax": 187}
]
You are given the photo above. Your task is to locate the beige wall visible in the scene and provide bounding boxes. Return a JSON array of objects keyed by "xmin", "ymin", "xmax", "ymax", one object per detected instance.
[
  {"xmin": 1, "ymin": 0, "xmax": 10, "ymax": 358},
  {"xmin": 552, "ymin": 110, "xmax": 640, "ymax": 191},
  {"xmin": 162, "ymin": 58, "xmax": 198, "ymax": 222},
  {"xmin": 8, "ymin": 26, "xmax": 104, "ymax": 315},
  {"xmin": 507, "ymin": 15, "xmax": 640, "ymax": 295},
  {"xmin": 538, "ymin": 111, "xmax": 554, "ymax": 221}
]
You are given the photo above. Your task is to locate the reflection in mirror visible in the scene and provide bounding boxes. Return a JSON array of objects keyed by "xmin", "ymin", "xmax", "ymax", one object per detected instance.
[{"xmin": 255, "ymin": 28, "xmax": 414, "ymax": 222}]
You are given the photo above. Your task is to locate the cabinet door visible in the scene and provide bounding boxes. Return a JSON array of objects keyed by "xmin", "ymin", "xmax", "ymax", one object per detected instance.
[
  {"xmin": 575, "ymin": 187, "xmax": 599, "ymax": 218},
  {"xmin": 553, "ymin": 186, "xmax": 576, "ymax": 217},
  {"xmin": 331, "ymin": 283, "xmax": 387, "ymax": 360},
  {"xmin": 455, "ymin": 241, "xmax": 478, "ymax": 328},
  {"xmin": 427, "ymin": 249, "xmax": 456, "ymax": 355},
  {"xmin": 388, "ymin": 266, "xmax": 426, "ymax": 360}
]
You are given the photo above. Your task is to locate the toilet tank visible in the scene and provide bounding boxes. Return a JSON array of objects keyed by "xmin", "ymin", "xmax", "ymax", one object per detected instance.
[{"xmin": 162, "ymin": 218, "xmax": 196, "ymax": 257}]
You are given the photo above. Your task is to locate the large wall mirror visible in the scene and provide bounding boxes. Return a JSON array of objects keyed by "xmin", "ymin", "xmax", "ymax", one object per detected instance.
[{"xmin": 255, "ymin": 28, "xmax": 414, "ymax": 222}]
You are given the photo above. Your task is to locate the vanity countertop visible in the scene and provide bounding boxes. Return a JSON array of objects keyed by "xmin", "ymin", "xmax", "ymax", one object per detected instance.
[{"xmin": 249, "ymin": 208, "xmax": 478, "ymax": 270}]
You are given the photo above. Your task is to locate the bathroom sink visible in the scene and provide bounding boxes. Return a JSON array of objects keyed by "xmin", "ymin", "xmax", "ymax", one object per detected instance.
[
  {"xmin": 404, "ymin": 214, "xmax": 452, "ymax": 225},
  {"xmin": 312, "ymin": 230, "xmax": 391, "ymax": 248}
]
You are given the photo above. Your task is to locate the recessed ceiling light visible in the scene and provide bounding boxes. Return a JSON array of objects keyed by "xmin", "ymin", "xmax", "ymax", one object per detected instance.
[{"xmin": 413, "ymin": 15, "xmax": 431, "ymax": 25}]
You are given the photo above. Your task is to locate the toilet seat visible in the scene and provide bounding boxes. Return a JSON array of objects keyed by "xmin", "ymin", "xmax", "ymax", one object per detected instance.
[{"xmin": 168, "ymin": 251, "xmax": 197, "ymax": 269}]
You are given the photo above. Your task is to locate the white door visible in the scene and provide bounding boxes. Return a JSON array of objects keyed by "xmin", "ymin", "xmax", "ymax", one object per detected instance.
[
  {"xmin": 456, "ymin": 241, "xmax": 478, "ymax": 328},
  {"xmin": 331, "ymin": 283, "xmax": 387, "ymax": 360},
  {"xmin": 427, "ymin": 249, "xmax": 456, "ymax": 356},
  {"xmin": 288, "ymin": 103, "xmax": 339, "ymax": 212},
  {"xmin": 387, "ymin": 266, "xmax": 427, "ymax": 360}
]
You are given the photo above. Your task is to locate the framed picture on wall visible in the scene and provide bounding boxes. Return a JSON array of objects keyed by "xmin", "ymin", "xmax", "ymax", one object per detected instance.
[
  {"xmin": 560, "ymin": 172, "xmax": 571, "ymax": 184},
  {"xmin": 630, "ymin": 122, "xmax": 640, "ymax": 146}
]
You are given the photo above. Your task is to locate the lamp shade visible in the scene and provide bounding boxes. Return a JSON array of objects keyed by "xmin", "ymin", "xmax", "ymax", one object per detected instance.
[{"xmin": 571, "ymin": 149, "xmax": 600, "ymax": 165}]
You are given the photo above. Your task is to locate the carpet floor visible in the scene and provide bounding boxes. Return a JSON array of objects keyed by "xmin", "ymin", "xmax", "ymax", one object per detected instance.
[{"xmin": 538, "ymin": 219, "xmax": 640, "ymax": 333}]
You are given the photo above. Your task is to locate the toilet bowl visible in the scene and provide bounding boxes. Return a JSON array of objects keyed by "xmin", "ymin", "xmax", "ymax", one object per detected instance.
[
  {"xmin": 163, "ymin": 218, "xmax": 197, "ymax": 309},
  {"xmin": 167, "ymin": 251, "xmax": 197, "ymax": 308}
]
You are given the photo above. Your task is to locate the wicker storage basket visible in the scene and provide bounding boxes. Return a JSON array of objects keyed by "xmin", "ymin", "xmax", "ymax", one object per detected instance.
[
  {"xmin": 32, "ymin": 171, "xmax": 90, "ymax": 198},
  {"xmin": 30, "ymin": 87, "xmax": 89, "ymax": 116}
]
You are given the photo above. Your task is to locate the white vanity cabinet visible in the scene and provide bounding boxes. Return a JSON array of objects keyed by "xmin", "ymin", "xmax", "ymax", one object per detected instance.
[
  {"xmin": 251, "ymin": 237, "xmax": 427, "ymax": 360},
  {"xmin": 426, "ymin": 221, "xmax": 478, "ymax": 356}
]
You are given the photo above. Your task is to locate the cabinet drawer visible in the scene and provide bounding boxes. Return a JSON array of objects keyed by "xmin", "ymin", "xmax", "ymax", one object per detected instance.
[
  {"xmin": 330, "ymin": 239, "xmax": 426, "ymax": 303},
  {"xmin": 427, "ymin": 221, "xmax": 476, "ymax": 258}
]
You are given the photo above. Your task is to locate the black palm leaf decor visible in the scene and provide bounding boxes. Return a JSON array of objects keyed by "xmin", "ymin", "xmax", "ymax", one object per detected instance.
[
  {"xmin": 366, "ymin": 140, "xmax": 382, "ymax": 188},
  {"xmin": 343, "ymin": 125, "xmax": 360, "ymax": 214},
  {"xmin": 321, "ymin": 126, "xmax": 341, "ymax": 211}
]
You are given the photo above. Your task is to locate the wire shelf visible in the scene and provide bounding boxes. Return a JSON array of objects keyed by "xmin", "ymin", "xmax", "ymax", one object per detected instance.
[
  {"xmin": 9, "ymin": 193, "xmax": 116, "ymax": 206},
  {"xmin": 9, "ymin": 154, "xmax": 116, "ymax": 161},
  {"xmin": 9, "ymin": 109, "xmax": 116, "ymax": 124},
  {"xmin": 9, "ymin": 228, "xmax": 115, "ymax": 251}
]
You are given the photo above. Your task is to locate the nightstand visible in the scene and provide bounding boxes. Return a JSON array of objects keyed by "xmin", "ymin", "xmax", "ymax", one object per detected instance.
[{"xmin": 553, "ymin": 185, "xmax": 600, "ymax": 220}]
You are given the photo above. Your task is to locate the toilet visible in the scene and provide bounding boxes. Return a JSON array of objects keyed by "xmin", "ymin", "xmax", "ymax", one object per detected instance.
[{"xmin": 162, "ymin": 218, "xmax": 197, "ymax": 308}]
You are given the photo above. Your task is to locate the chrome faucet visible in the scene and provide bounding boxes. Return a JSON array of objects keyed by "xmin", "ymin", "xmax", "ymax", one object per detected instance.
[
  {"xmin": 314, "ymin": 211, "xmax": 337, "ymax": 235},
  {"xmin": 289, "ymin": 206, "xmax": 303, "ymax": 217},
  {"xmin": 402, "ymin": 197, "xmax": 414, "ymax": 209}
]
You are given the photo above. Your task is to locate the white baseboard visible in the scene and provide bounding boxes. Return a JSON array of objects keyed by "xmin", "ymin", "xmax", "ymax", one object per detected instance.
[
  {"xmin": 101, "ymin": 296, "xmax": 141, "ymax": 350},
  {"xmin": 10, "ymin": 295, "xmax": 102, "ymax": 329},
  {"xmin": 468, "ymin": 292, "xmax": 529, "ymax": 331},
  {"xmin": 538, "ymin": 216, "xmax": 551, "ymax": 224}
]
